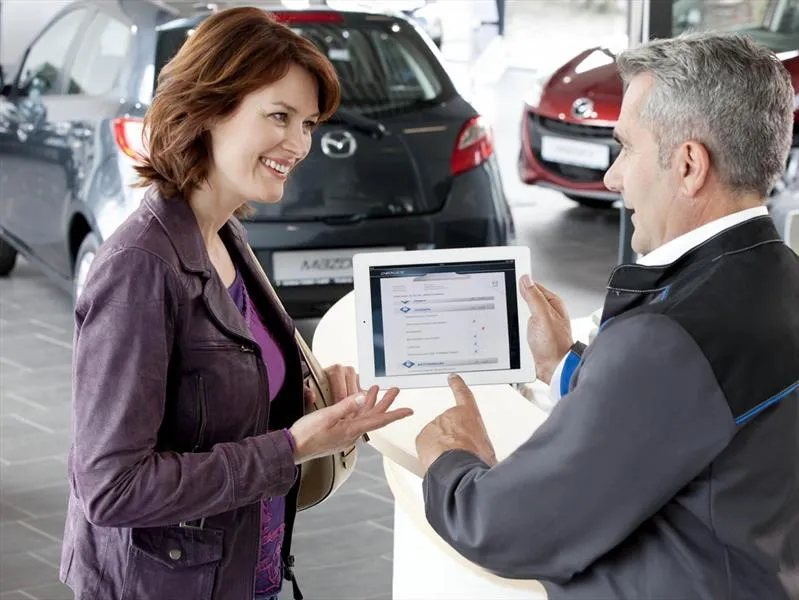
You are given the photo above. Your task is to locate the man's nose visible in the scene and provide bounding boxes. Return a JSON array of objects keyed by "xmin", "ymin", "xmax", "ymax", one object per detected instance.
[{"xmin": 604, "ymin": 159, "xmax": 621, "ymax": 192}]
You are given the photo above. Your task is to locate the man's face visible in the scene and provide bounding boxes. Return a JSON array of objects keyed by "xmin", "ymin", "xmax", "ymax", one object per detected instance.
[{"xmin": 604, "ymin": 74, "xmax": 679, "ymax": 255}]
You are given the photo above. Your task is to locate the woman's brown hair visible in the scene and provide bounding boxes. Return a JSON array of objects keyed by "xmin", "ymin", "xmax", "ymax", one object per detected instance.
[{"xmin": 134, "ymin": 7, "xmax": 341, "ymax": 202}]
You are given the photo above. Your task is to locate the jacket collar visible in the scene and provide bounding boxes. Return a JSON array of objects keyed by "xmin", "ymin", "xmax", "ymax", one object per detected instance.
[
  {"xmin": 607, "ymin": 215, "xmax": 782, "ymax": 294},
  {"xmin": 143, "ymin": 187, "xmax": 274, "ymax": 347},
  {"xmin": 600, "ymin": 216, "xmax": 783, "ymax": 324},
  {"xmin": 144, "ymin": 187, "xmax": 213, "ymax": 276}
]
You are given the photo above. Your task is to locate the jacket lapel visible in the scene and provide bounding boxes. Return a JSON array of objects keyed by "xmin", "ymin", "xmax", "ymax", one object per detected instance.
[
  {"xmin": 144, "ymin": 189, "xmax": 256, "ymax": 346},
  {"xmin": 201, "ymin": 269, "xmax": 256, "ymax": 346},
  {"xmin": 221, "ymin": 220, "xmax": 296, "ymax": 339}
]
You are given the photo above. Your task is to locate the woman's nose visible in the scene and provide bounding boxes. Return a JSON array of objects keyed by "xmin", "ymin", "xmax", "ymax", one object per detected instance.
[{"xmin": 283, "ymin": 124, "xmax": 311, "ymax": 159}]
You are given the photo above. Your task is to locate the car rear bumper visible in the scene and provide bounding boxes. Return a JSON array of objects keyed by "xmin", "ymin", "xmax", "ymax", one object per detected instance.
[
  {"xmin": 517, "ymin": 107, "xmax": 620, "ymax": 202},
  {"xmin": 244, "ymin": 165, "xmax": 514, "ymax": 318}
]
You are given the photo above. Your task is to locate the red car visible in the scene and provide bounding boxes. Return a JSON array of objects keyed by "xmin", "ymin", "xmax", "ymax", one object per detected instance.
[{"xmin": 518, "ymin": 0, "xmax": 799, "ymax": 208}]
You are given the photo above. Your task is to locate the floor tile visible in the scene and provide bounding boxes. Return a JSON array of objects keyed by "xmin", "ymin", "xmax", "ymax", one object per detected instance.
[
  {"xmin": 21, "ymin": 514, "xmax": 66, "ymax": 542},
  {"xmin": 13, "ymin": 582, "xmax": 72, "ymax": 600},
  {"xmin": 0, "ymin": 552, "xmax": 58, "ymax": 594},
  {"xmin": 0, "ymin": 522, "xmax": 59, "ymax": 556},
  {"xmin": 1, "ymin": 485, "xmax": 70, "ymax": 520},
  {"xmin": 292, "ymin": 521, "xmax": 394, "ymax": 570},
  {"xmin": 1, "ymin": 459, "xmax": 67, "ymax": 493},
  {"xmin": 0, "ymin": 504, "xmax": 32, "ymax": 523},
  {"xmin": 286, "ymin": 555, "xmax": 393, "ymax": 600}
]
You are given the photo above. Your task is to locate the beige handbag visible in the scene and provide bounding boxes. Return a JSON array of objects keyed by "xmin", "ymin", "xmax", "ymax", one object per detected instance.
[
  {"xmin": 245, "ymin": 245, "xmax": 357, "ymax": 511},
  {"xmin": 293, "ymin": 332, "xmax": 359, "ymax": 510}
]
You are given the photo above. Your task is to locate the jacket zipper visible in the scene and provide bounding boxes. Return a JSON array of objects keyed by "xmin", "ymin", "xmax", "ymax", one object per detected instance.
[{"xmin": 248, "ymin": 344, "xmax": 268, "ymax": 600}]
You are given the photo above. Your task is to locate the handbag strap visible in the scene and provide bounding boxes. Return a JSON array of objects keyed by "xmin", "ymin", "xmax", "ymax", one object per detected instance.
[
  {"xmin": 243, "ymin": 245, "xmax": 330, "ymax": 400},
  {"xmin": 243, "ymin": 245, "xmax": 364, "ymax": 442}
]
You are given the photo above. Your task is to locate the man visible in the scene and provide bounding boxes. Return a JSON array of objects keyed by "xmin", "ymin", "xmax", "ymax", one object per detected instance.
[{"xmin": 415, "ymin": 33, "xmax": 799, "ymax": 600}]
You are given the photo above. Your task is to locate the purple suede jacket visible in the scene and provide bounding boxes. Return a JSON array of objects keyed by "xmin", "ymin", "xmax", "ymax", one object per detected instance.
[{"xmin": 60, "ymin": 188, "xmax": 306, "ymax": 599}]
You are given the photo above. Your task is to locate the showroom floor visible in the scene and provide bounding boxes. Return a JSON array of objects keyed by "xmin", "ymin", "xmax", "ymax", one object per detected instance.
[{"xmin": 0, "ymin": 5, "xmax": 623, "ymax": 600}]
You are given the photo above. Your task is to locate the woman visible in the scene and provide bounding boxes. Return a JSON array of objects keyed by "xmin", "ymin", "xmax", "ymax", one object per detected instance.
[{"xmin": 59, "ymin": 7, "xmax": 411, "ymax": 600}]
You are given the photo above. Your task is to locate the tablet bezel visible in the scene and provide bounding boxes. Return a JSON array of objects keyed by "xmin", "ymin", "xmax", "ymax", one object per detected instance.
[{"xmin": 353, "ymin": 246, "xmax": 535, "ymax": 389}]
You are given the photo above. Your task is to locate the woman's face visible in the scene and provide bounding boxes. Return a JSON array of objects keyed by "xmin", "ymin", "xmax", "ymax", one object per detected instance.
[{"xmin": 207, "ymin": 63, "xmax": 320, "ymax": 206}]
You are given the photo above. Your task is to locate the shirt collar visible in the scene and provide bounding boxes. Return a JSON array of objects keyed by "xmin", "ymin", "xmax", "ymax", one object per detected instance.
[{"xmin": 636, "ymin": 206, "xmax": 769, "ymax": 267}]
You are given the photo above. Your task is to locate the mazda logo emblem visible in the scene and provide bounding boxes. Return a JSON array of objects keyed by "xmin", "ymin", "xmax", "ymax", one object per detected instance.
[
  {"xmin": 320, "ymin": 130, "xmax": 357, "ymax": 158},
  {"xmin": 571, "ymin": 97, "xmax": 595, "ymax": 119}
]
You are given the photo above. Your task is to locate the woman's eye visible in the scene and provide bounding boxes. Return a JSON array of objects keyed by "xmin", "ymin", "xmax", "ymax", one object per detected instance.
[
  {"xmin": 304, "ymin": 121, "xmax": 318, "ymax": 131},
  {"xmin": 272, "ymin": 113, "xmax": 288, "ymax": 123}
]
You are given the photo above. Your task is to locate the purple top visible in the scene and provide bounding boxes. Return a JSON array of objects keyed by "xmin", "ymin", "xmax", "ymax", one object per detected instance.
[{"xmin": 228, "ymin": 270, "xmax": 288, "ymax": 598}]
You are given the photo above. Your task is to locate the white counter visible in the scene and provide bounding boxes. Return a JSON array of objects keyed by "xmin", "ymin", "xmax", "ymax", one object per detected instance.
[{"xmin": 312, "ymin": 291, "xmax": 595, "ymax": 599}]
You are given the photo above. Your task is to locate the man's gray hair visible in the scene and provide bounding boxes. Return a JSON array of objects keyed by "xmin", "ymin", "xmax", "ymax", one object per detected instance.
[{"xmin": 616, "ymin": 32, "xmax": 794, "ymax": 196}]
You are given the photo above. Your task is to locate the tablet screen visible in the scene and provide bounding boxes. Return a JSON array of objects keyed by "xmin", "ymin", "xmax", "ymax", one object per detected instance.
[{"xmin": 368, "ymin": 259, "xmax": 522, "ymax": 377}]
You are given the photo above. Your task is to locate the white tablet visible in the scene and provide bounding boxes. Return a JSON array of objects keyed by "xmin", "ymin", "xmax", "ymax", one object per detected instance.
[{"xmin": 353, "ymin": 246, "xmax": 534, "ymax": 389}]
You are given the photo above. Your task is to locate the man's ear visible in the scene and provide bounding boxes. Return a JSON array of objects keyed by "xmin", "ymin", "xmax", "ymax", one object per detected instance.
[{"xmin": 674, "ymin": 140, "xmax": 711, "ymax": 197}]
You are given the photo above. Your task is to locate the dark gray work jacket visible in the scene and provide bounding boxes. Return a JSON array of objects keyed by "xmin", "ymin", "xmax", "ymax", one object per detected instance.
[{"xmin": 423, "ymin": 216, "xmax": 799, "ymax": 600}]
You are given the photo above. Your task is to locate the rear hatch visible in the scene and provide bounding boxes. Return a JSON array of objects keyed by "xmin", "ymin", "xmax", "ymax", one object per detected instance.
[{"xmin": 153, "ymin": 10, "xmax": 474, "ymax": 223}]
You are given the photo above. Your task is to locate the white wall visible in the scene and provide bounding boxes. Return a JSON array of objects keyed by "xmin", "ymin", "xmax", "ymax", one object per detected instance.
[{"xmin": 0, "ymin": 0, "xmax": 73, "ymax": 71}]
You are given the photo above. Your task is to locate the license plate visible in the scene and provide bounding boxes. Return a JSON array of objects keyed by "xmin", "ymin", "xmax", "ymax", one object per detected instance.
[
  {"xmin": 541, "ymin": 136, "xmax": 610, "ymax": 170},
  {"xmin": 272, "ymin": 247, "xmax": 404, "ymax": 286}
]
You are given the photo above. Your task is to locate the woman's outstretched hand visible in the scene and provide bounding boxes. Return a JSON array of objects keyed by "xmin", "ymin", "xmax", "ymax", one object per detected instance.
[{"xmin": 289, "ymin": 386, "xmax": 412, "ymax": 464}]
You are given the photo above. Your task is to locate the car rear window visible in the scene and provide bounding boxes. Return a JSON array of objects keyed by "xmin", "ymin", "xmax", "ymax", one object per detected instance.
[{"xmin": 153, "ymin": 13, "xmax": 451, "ymax": 115}]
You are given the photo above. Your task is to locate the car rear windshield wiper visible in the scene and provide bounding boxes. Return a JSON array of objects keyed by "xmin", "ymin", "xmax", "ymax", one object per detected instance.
[{"xmin": 326, "ymin": 107, "xmax": 389, "ymax": 139}]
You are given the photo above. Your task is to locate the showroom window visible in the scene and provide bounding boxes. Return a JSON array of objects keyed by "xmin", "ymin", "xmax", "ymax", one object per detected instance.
[
  {"xmin": 67, "ymin": 12, "xmax": 133, "ymax": 96},
  {"xmin": 673, "ymin": 0, "xmax": 799, "ymax": 53},
  {"xmin": 16, "ymin": 8, "xmax": 87, "ymax": 96}
]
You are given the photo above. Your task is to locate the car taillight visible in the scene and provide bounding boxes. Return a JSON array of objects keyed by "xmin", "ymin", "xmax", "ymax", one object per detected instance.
[
  {"xmin": 112, "ymin": 117, "xmax": 146, "ymax": 162},
  {"xmin": 450, "ymin": 116, "xmax": 494, "ymax": 176},
  {"xmin": 271, "ymin": 11, "xmax": 343, "ymax": 24}
]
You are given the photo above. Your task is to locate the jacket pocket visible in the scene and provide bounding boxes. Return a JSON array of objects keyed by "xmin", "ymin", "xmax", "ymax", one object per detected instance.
[
  {"xmin": 192, "ymin": 375, "xmax": 207, "ymax": 452},
  {"xmin": 121, "ymin": 525, "xmax": 224, "ymax": 600}
]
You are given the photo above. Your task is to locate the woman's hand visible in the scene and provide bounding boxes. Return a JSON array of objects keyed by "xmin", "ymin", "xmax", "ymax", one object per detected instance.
[
  {"xmin": 324, "ymin": 364, "xmax": 360, "ymax": 402},
  {"xmin": 289, "ymin": 386, "xmax": 412, "ymax": 464}
]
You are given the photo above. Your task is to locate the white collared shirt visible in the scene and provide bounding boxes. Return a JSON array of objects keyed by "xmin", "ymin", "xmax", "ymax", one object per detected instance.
[
  {"xmin": 636, "ymin": 206, "xmax": 768, "ymax": 266},
  {"xmin": 544, "ymin": 206, "xmax": 769, "ymax": 408}
]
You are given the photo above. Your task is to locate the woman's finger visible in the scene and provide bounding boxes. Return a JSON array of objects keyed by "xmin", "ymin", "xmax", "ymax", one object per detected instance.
[
  {"xmin": 345, "ymin": 367, "xmax": 359, "ymax": 397},
  {"xmin": 327, "ymin": 365, "xmax": 348, "ymax": 401},
  {"xmin": 353, "ymin": 407, "xmax": 414, "ymax": 436},
  {"xmin": 371, "ymin": 387, "xmax": 400, "ymax": 414},
  {"xmin": 359, "ymin": 385, "xmax": 379, "ymax": 413},
  {"xmin": 324, "ymin": 386, "xmax": 376, "ymax": 423}
]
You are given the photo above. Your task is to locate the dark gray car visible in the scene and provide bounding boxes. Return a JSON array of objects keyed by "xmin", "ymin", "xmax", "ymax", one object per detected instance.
[{"xmin": 0, "ymin": 0, "xmax": 514, "ymax": 317}]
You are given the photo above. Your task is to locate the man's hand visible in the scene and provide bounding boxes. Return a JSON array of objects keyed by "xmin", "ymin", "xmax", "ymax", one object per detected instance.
[
  {"xmin": 519, "ymin": 275, "xmax": 573, "ymax": 385},
  {"xmin": 415, "ymin": 374, "xmax": 497, "ymax": 473},
  {"xmin": 290, "ymin": 386, "xmax": 412, "ymax": 464}
]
